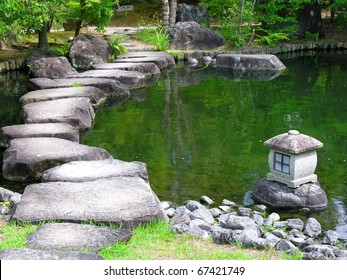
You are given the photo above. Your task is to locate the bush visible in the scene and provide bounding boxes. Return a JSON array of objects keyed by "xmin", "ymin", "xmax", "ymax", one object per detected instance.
[{"xmin": 109, "ymin": 34, "xmax": 128, "ymax": 60}]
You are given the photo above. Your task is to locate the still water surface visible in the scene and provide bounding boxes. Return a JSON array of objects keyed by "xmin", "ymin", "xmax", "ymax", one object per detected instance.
[{"xmin": 0, "ymin": 51, "xmax": 346, "ymax": 230}]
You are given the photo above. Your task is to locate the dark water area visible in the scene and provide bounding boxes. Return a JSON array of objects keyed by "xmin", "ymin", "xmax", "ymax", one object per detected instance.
[
  {"xmin": 0, "ymin": 52, "xmax": 346, "ymax": 231},
  {"xmin": 83, "ymin": 51, "xmax": 347, "ymax": 230}
]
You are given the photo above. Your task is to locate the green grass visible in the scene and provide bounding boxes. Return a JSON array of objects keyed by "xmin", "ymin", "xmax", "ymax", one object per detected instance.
[
  {"xmin": 0, "ymin": 221, "xmax": 38, "ymax": 250},
  {"xmin": 135, "ymin": 27, "xmax": 169, "ymax": 51}
]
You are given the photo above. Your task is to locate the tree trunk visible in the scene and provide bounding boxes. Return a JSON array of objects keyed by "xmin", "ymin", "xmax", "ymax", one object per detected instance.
[
  {"xmin": 162, "ymin": 0, "xmax": 170, "ymax": 29},
  {"xmin": 75, "ymin": 19, "xmax": 83, "ymax": 37},
  {"xmin": 38, "ymin": 22, "xmax": 49, "ymax": 48},
  {"xmin": 169, "ymin": 0, "xmax": 177, "ymax": 28}
]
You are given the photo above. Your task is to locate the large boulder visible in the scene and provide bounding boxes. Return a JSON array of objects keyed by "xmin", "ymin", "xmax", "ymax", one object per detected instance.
[
  {"xmin": 216, "ymin": 54, "xmax": 286, "ymax": 71},
  {"xmin": 26, "ymin": 223, "xmax": 132, "ymax": 253},
  {"xmin": 252, "ymin": 178, "xmax": 328, "ymax": 209},
  {"xmin": 29, "ymin": 56, "xmax": 78, "ymax": 79},
  {"xmin": 22, "ymin": 97, "xmax": 95, "ymax": 131},
  {"xmin": 42, "ymin": 158, "xmax": 149, "ymax": 183},
  {"xmin": 0, "ymin": 123, "xmax": 80, "ymax": 148},
  {"xmin": 176, "ymin": 3, "xmax": 209, "ymax": 25},
  {"xmin": 69, "ymin": 34, "xmax": 112, "ymax": 70},
  {"xmin": 297, "ymin": 3, "xmax": 323, "ymax": 38},
  {"xmin": 66, "ymin": 69, "xmax": 147, "ymax": 89},
  {"xmin": 0, "ymin": 248, "xmax": 102, "ymax": 260},
  {"xmin": 20, "ymin": 86, "xmax": 106, "ymax": 108},
  {"xmin": 2, "ymin": 137, "xmax": 112, "ymax": 181},
  {"xmin": 169, "ymin": 21, "xmax": 224, "ymax": 50},
  {"xmin": 12, "ymin": 177, "xmax": 168, "ymax": 226}
]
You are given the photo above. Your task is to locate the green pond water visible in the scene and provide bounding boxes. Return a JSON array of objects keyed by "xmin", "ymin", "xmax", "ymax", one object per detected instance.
[
  {"xmin": 0, "ymin": 51, "xmax": 346, "ymax": 231},
  {"xmin": 82, "ymin": 51, "xmax": 347, "ymax": 230}
]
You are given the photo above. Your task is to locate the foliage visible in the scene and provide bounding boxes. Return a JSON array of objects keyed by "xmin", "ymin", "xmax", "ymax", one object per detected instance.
[
  {"xmin": 50, "ymin": 43, "xmax": 72, "ymax": 57},
  {"xmin": 333, "ymin": 0, "xmax": 347, "ymax": 29},
  {"xmin": 108, "ymin": 34, "xmax": 128, "ymax": 60},
  {"xmin": 136, "ymin": 27, "xmax": 170, "ymax": 51}
]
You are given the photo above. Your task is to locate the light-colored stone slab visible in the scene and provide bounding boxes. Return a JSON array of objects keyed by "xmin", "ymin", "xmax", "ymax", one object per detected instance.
[
  {"xmin": 23, "ymin": 97, "xmax": 95, "ymax": 131},
  {"xmin": 26, "ymin": 223, "xmax": 132, "ymax": 253},
  {"xmin": 216, "ymin": 54, "xmax": 286, "ymax": 71},
  {"xmin": 0, "ymin": 123, "xmax": 79, "ymax": 148},
  {"xmin": 92, "ymin": 62, "xmax": 160, "ymax": 78},
  {"xmin": 0, "ymin": 248, "xmax": 102, "ymax": 260},
  {"xmin": 20, "ymin": 86, "xmax": 106, "ymax": 108},
  {"xmin": 114, "ymin": 57, "xmax": 169, "ymax": 70},
  {"xmin": 2, "ymin": 137, "xmax": 112, "ymax": 181},
  {"xmin": 118, "ymin": 51, "xmax": 175, "ymax": 67},
  {"xmin": 12, "ymin": 177, "xmax": 168, "ymax": 226},
  {"xmin": 42, "ymin": 159, "xmax": 149, "ymax": 183},
  {"xmin": 66, "ymin": 69, "xmax": 147, "ymax": 89}
]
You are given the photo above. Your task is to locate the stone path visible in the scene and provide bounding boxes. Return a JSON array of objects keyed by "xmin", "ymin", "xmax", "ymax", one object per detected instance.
[{"xmin": 0, "ymin": 33, "xmax": 172, "ymax": 259}]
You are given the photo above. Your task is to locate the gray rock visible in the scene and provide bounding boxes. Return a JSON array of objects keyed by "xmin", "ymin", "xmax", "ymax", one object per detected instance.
[
  {"xmin": 216, "ymin": 54, "xmax": 286, "ymax": 71},
  {"xmin": 186, "ymin": 200, "xmax": 206, "ymax": 212},
  {"xmin": 203, "ymin": 56, "xmax": 212, "ymax": 64},
  {"xmin": 235, "ymin": 229, "xmax": 264, "ymax": 249},
  {"xmin": 335, "ymin": 250, "xmax": 347, "ymax": 260},
  {"xmin": 289, "ymin": 229, "xmax": 307, "ymax": 239},
  {"xmin": 264, "ymin": 232, "xmax": 281, "ymax": 248},
  {"xmin": 273, "ymin": 221, "xmax": 288, "ymax": 228},
  {"xmin": 322, "ymin": 230, "xmax": 339, "ymax": 246},
  {"xmin": 176, "ymin": 3, "xmax": 209, "ymax": 25},
  {"xmin": 23, "ymin": 97, "xmax": 95, "ymax": 131},
  {"xmin": 174, "ymin": 206, "xmax": 191, "ymax": 217},
  {"xmin": 29, "ymin": 77, "xmax": 130, "ymax": 99},
  {"xmin": 161, "ymin": 201, "xmax": 171, "ymax": 210},
  {"xmin": 3, "ymin": 137, "xmax": 112, "ymax": 181},
  {"xmin": 200, "ymin": 195, "xmax": 214, "ymax": 206},
  {"xmin": 286, "ymin": 235, "xmax": 314, "ymax": 249},
  {"xmin": 171, "ymin": 213, "xmax": 191, "ymax": 225},
  {"xmin": 165, "ymin": 208, "xmax": 175, "ymax": 217},
  {"xmin": 302, "ymin": 251, "xmax": 326, "ymax": 260},
  {"xmin": 0, "ymin": 205, "xmax": 9, "ymax": 215},
  {"xmin": 286, "ymin": 218, "xmax": 304, "ymax": 231},
  {"xmin": 221, "ymin": 199, "xmax": 237, "ymax": 207},
  {"xmin": 253, "ymin": 178, "xmax": 328, "ymax": 209},
  {"xmin": 219, "ymin": 205, "xmax": 232, "ymax": 212},
  {"xmin": 226, "ymin": 215, "xmax": 258, "ymax": 231},
  {"xmin": 0, "ymin": 187, "xmax": 14, "ymax": 202},
  {"xmin": 29, "ymin": 56, "xmax": 78, "ymax": 79},
  {"xmin": 92, "ymin": 62, "xmax": 160, "ymax": 78},
  {"xmin": 237, "ymin": 207, "xmax": 254, "ymax": 218},
  {"xmin": 9, "ymin": 193, "xmax": 21, "ymax": 207},
  {"xmin": 243, "ymin": 191, "xmax": 255, "ymax": 206},
  {"xmin": 304, "ymin": 217, "xmax": 322, "ymax": 238},
  {"xmin": 272, "ymin": 229, "xmax": 287, "ymax": 239},
  {"xmin": 26, "ymin": 223, "xmax": 132, "ymax": 253},
  {"xmin": 302, "ymin": 244, "xmax": 337, "ymax": 259},
  {"xmin": 67, "ymin": 69, "xmax": 147, "ymax": 89},
  {"xmin": 191, "ymin": 208, "xmax": 215, "ymax": 225},
  {"xmin": 189, "ymin": 219, "xmax": 213, "ymax": 233},
  {"xmin": 209, "ymin": 208, "xmax": 223, "ymax": 218},
  {"xmin": 188, "ymin": 224, "xmax": 209, "ymax": 239},
  {"xmin": 1, "ymin": 123, "xmax": 79, "ymax": 148},
  {"xmin": 69, "ymin": 34, "xmax": 112, "ymax": 70},
  {"xmin": 42, "ymin": 159, "xmax": 148, "ymax": 183},
  {"xmin": 20, "ymin": 86, "xmax": 106, "ymax": 108},
  {"xmin": 276, "ymin": 240, "xmax": 299, "ymax": 254},
  {"xmin": 0, "ymin": 248, "xmax": 103, "ymax": 260},
  {"xmin": 253, "ymin": 213, "xmax": 264, "ymax": 226},
  {"xmin": 187, "ymin": 58, "xmax": 198, "ymax": 66},
  {"xmin": 335, "ymin": 224, "xmax": 347, "ymax": 240},
  {"xmin": 116, "ymin": 52, "xmax": 175, "ymax": 69},
  {"xmin": 263, "ymin": 212, "xmax": 281, "ymax": 226},
  {"xmin": 211, "ymin": 226, "xmax": 236, "ymax": 244},
  {"xmin": 171, "ymin": 223, "xmax": 189, "ymax": 234},
  {"xmin": 254, "ymin": 204, "xmax": 267, "ymax": 212},
  {"xmin": 169, "ymin": 21, "xmax": 224, "ymax": 50},
  {"xmin": 13, "ymin": 177, "xmax": 167, "ymax": 225}
]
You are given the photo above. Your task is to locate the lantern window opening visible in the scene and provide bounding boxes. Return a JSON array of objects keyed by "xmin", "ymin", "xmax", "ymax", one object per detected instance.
[{"xmin": 274, "ymin": 152, "xmax": 290, "ymax": 174}]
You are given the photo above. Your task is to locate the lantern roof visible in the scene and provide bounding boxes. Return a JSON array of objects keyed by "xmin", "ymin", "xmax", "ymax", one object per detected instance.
[{"xmin": 264, "ymin": 130, "xmax": 323, "ymax": 154}]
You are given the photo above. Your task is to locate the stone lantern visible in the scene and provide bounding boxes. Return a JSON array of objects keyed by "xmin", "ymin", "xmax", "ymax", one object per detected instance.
[
  {"xmin": 264, "ymin": 130, "xmax": 323, "ymax": 188},
  {"xmin": 252, "ymin": 130, "xmax": 328, "ymax": 209}
]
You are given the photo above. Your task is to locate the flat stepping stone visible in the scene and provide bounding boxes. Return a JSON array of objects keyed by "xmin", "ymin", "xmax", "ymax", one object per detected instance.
[
  {"xmin": 114, "ymin": 57, "xmax": 169, "ymax": 70},
  {"xmin": 20, "ymin": 86, "xmax": 106, "ymax": 108},
  {"xmin": 0, "ymin": 248, "xmax": 102, "ymax": 260},
  {"xmin": 12, "ymin": 177, "xmax": 167, "ymax": 225},
  {"xmin": 0, "ymin": 123, "xmax": 79, "ymax": 148},
  {"xmin": 3, "ymin": 137, "xmax": 112, "ymax": 181},
  {"xmin": 26, "ymin": 223, "xmax": 132, "ymax": 253},
  {"xmin": 118, "ymin": 51, "xmax": 175, "ymax": 67},
  {"xmin": 42, "ymin": 159, "xmax": 149, "ymax": 183},
  {"xmin": 92, "ymin": 62, "xmax": 160, "ymax": 78},
  {"xmin": 66, "ymin": 69, "xmax": 147, "ymax": 89},
  {"xmin": 23, "ymin": 97, "xmax": 95, "ymax": 131},
  {"xmin": 216, "ymin": 54, "xmax": 286, "ymax": 71}
]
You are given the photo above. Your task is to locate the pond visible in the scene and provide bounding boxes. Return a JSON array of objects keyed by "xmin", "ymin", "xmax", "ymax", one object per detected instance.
[{"xmin": 0, "ymin": 51, "xmax": 346, "ymax": 231}]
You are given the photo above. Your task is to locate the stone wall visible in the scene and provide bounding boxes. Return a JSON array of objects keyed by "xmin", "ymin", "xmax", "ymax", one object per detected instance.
[{"xmin": 0, "ymin": 58, "xmax": 27, "ymax": 74}]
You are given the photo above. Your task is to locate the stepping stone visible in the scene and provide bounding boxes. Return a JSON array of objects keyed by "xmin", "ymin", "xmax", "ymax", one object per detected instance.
[
  {"xmin": 23, "ymin": 97, "xmax": 95, "ymax": 131},
  {"xmin": 12, "ymin": 177, "xmax": 167, "ymax": 225},
  {"xmin": 216, "ymin": 54, "xmax": 286, "ymax": 71},
  {"xmin": 0, "ymin": 248, "xmax": 102, "ymax": 260},
  {"xmin": 66, "ymin": 69, "xmax": 147, "ymax": 89},
  {"xmin": 26, "ymin": 223, "xmax": 132, "ymax": 253},
  {"xmin": 114, "ymin": 57, "xmax": 169, "ymax": 70},
  {"xmin": 92, "ymin": 62, "xmax": 160, "ymax": 78},
  {"xmin": 3, "ymin": 137, "xmax": 112, "ymax": 181},
  {"xmin": 20, "ymin": 86, "xmax": 106, "ymax": 108},
  {"xmin": 0, "ymin": 123, "xmax": 79, "ymax": 148},
  {"xmin": 118, "ymin": 51, "xmax": 175, "ymax": 67},
  {"xmin": 42, "ymin": 159, "xmax": 149, "ymax": 183}
]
